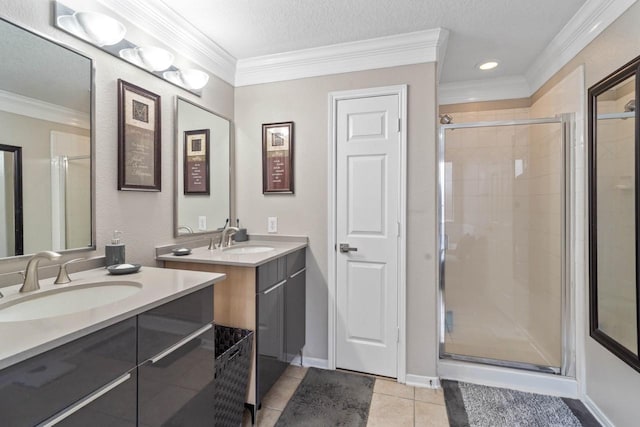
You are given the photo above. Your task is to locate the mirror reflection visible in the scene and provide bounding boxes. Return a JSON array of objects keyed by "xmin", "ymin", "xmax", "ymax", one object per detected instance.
[
  {"xmin": 594, "ymin": 74, "xmax": 638, "ymax": 354},
  {"xmin": 0, "ymin": 18, "xmax": 93, "ymax": 258},
  {"xmin": 175, "ymin": 98, "xmax": 230, "ymax": 236}
]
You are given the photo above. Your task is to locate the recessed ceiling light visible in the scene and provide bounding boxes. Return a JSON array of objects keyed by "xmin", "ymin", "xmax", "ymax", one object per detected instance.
[{"xmin": 478, "ymin": 61, "xmax": 499, "ymax": 71}]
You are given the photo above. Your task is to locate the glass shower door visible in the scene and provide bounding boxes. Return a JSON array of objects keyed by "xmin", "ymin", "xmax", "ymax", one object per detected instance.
[{"xmin": 439, "ymin": 118, "xmax": 567, "ymax": 373}]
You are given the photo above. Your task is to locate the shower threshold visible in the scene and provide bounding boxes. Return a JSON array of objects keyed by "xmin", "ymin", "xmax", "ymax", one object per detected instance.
[{"xmin": 441, "ymin": 352, "xmax": 560, "ymax": 375}]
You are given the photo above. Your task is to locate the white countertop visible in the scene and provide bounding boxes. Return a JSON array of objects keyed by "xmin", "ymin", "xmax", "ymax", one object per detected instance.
[
  {"xmin": 0, "ymin": 266, "xmax": 225, "ymax": 370},
  {"xmin": 157, "ymin": 239, "xmax": 308, "ymax": 267}
]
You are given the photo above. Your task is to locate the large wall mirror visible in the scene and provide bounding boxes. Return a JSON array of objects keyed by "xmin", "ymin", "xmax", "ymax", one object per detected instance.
[
  {"xmin": 589, "ymin": 55, "xmax": 640, "ymax": 372},
  {"xmin": 0, "ymin": 18, "xmax": 93, "ymax": 258},
  {"xmin": 175, "ymin": 97, "xmax": 230, "ymax": 236}
]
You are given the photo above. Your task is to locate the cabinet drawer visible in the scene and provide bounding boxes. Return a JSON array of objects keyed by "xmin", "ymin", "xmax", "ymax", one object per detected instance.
[
  {"xmin": 0, "ymin": 318, "xmax": 136, "ymax": 427},
  {"xmin": 286, "ymin": 248, "xmax": 306, "ymax": 277},
  {"xmin": 138, "ymin": 327, "xmax": 216, "ymax": 427},
  {"xmin": 257, "ymin": 257, "xmax": 286, "ymax": 293},
  {"xmin": 138, "ymin": 286, "xmax": 213, "ymax": 362},
  {"xmin": 53, "ymin": 369, "xmax": 137, "ymax": 427}
]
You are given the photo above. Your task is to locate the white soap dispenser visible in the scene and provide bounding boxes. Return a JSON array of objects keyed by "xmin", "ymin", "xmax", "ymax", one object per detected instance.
[{"xmin": 105, "ymin": 230, "xmax": 125, "ymax": 267}]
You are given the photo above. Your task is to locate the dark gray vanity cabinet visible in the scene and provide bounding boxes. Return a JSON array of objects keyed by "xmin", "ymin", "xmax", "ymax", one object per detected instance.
[
  {"xmin": 0, "ymin": 285, "xmax": 217, "ymax": 427},
  {"xmin": 138, "ymin": 286, "xmax": 216, "ymax": 427},
  {"xmin": 0, "ymin": 317, "xmax": 137, "ymax": 427},
  {"xmin": 256, "ymin": 249, "xmax": 306, "ymax": 407},
  {"xmin": 285, "ymin": 250, "xmax": 306, "ymax": 362}
]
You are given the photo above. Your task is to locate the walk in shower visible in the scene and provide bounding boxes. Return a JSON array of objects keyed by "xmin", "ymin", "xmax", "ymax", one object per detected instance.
[{"xmin": 438, "ymin": 116, "xmax": 574, "ymax": 375}]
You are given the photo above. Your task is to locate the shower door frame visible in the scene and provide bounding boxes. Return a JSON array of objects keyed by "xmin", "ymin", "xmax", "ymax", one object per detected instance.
[{"xmin": 437, "ymin": 115, "xmax": 575, "ymax": 376}]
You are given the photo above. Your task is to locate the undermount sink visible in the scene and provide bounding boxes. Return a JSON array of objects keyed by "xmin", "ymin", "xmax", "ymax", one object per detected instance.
[
  {"xmin": 223, "ymin": 245, "xmax": 275, "ymax": 255},
  {"xmin": 0, "ymin": 281, "xmax": 142, "ymax": 322}
]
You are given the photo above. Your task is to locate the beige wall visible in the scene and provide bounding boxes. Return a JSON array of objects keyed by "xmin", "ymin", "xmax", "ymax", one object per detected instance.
[
  {"xmin": 0, "ymin": 0, "xmax": 234, "ymax": 272},
  {"xmin": 531, "ymin": 3, "xmax": 640, "ymax": 425},
  {"xmin": 235, "ymin": 63, "xmax": 438, "ymax": 375}
]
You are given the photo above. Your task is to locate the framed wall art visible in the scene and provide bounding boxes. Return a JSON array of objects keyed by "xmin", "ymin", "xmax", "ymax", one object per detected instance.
[
  {"xmin": 117, "ymin": 79, "xmax": 161, "ymax": 191},
  {"xmin": 183, "ymin": 129, "xmax": 210, "ymax": 195},
  {"xmin": 262, "ymin": 121, "xmax": 294, "ymax": 194}
]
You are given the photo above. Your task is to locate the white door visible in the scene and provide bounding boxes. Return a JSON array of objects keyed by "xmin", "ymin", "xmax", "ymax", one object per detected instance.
[{"xmin": 336, "ymin": 94, "xmax": 400, "ymax": 377}]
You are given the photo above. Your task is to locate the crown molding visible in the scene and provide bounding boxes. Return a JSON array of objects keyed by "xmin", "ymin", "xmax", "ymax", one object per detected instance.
[
  {"xmin": 440, "ymin": 0, "xmax": 636, "ymax": 104},
  {"xmin": 526, "ymin": 0, "xmax": 637, "ymax": 94},
  {"xmin": 0, "ymin": 90, "xmax": 90, "ymax": 129},
  {"xmin": 98, "ymin": 0, "xmax": 236, "ymax": 85},
  {"xmin": 235, "ymin": 28, "xmax": 449, "ymax": 87},
  {"xmin": 439, "ymin": 76, "xmax": 531, "ymax": 105}
]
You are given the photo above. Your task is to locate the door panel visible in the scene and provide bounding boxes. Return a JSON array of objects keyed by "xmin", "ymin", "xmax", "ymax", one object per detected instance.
[
  {"xmin": 336, "ymin": 94, "xmax": 399, "ymax": 377},
  {"xmin": 348, "ymin": 155, "xmax": 386, "ymax": 235}
]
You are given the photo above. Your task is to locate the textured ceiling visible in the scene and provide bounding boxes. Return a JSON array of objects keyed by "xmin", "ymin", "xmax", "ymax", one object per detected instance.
[{"xmin": 159, "ymin": 0, "xmax": 586, "ymax": 83}]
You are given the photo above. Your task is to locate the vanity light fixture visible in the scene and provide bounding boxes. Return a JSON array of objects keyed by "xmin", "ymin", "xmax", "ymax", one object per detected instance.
[
  {"xmin": 163, "ymin": 69, "xmax": 210, "ymax": 90},
  {"xmin": 57, "ymin": 11, "xmax": 125, "ymax": 47},
  {"xmin": 119, "ymin": 46, "xmax": 174, "ymax": 72},
  {"xmin": 478, "ymin": 60, "xmax": 499, "ymax": 71}
]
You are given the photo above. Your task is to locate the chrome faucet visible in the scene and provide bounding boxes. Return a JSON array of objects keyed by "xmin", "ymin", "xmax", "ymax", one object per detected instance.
[
  {"xmin": 208, "ymin": 234, "xmax": 222, "ymax": 250},
  {"xmin": 220, "ymin": 227, "xmax": 239, "ymax": 248},
  {"xmin": 54, "ymin": 258, "xmax": 84, "ymax": 285},
  {"xmin": 178, "ymin": 225, "xmax": 194, "ymax": 235},
  {"xmin": 20, "ymin": 251, "xmax": 62, "ymax": 293}
]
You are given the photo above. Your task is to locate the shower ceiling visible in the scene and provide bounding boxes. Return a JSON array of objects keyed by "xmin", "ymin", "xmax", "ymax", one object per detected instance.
[{"xmin": 158, "ymin": 0, "xmax": 587, "ymax": 83}]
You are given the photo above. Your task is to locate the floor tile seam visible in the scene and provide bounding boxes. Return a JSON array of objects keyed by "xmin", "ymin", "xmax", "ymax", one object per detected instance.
[{"xmin": 372, "ymin": 390, "xmax": 416, "ymax": 401}]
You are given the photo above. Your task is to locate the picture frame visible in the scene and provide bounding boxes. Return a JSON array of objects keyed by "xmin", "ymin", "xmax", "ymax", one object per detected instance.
[
  {"xmin": 117, "ymin": 79, "xmax": 161, "ymax": 191},
  {"xmin": 183, "ymin": 129, "xmax": 210, "ymax": 195},
  {"xmin": 262, "ymin": 121, "xmax": 294, "ymax": 194}
]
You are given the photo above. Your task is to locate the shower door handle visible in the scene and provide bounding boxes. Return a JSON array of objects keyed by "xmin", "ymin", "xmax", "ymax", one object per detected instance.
[{"xmin": 339, "ymin": 243, "xmax": 358, "ymax": 253}]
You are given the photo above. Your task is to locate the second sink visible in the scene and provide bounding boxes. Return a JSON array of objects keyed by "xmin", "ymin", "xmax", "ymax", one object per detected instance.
[{"xmin": 223, "ymin": 245, "xmax": 275, "ymax": 255}]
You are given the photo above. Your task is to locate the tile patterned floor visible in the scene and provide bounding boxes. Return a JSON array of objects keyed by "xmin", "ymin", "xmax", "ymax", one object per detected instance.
[{"xmin": 242, "ymin": 367, "xmax": 449, "ymax": 427}]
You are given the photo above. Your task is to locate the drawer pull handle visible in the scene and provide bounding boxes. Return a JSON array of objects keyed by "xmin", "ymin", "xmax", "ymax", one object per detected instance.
[
  {"xmin": 263, "ymin": 279, "xmax": 286, "ymax": 295},
  {"xmin": 149, "ymin": 323, "xmax": 212, "ymax": 364},
  {"xmin": 38, "ymin": 373, "xmax": 131, "ymax": 426},
  {"xmin": 290, "ymin": 267, "xmax": 306, "ymax": 279}
]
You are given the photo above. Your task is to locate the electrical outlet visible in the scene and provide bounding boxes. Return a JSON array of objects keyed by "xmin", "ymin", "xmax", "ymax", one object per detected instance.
[
  {"xmin": 267, "ymin": 216, "xmax": 278, "ymax": 233},
  {"xmin": 198, "ymin": 216, "xmax": 207, "ymax": 231}
]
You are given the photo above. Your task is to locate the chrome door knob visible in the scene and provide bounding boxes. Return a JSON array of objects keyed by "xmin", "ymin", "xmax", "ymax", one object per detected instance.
[{"xmin": 339, "ymin": 243, "xmax": 358, "ymax": 253}]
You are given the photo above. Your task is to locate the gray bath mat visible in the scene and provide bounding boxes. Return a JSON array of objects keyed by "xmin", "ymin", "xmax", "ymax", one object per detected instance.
[
  {"xmin": 275, "ymin": 368, "xmax": 374, "ymax": 427},
  {"xmin": 443, "ymin": 380, "xmax": 600, "ymax": 427}
]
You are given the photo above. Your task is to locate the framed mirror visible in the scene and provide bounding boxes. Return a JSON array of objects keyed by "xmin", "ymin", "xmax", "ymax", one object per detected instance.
[
  {"xmin": 589, "ymin": 55, "xmax": 640, "ymax": 372},
  {"xmin": 174, "ymin": 97, "xmax": 231, "ymax": 236},
  {"xmin": 0, "ymin": 144, "xmax": 23, "ymax": 257},
  {"xmin": 0, "ymin": 17, "xmax": 94, "ymax": 259}
]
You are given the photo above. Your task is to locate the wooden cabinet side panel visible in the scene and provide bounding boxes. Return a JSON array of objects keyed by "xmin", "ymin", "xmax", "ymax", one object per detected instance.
[{"xmin": 164, "ymin": 261, "xmax": 258, "ymax": 405}]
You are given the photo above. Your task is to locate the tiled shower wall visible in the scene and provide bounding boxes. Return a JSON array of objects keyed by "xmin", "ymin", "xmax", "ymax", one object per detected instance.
[{"xmin": 442, "ymin": 106, "xmax": 564, "ymax": 367}]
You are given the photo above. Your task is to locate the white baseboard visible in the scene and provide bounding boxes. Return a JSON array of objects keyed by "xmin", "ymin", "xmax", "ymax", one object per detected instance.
[
  {"xmin": 583, "ymin": 395, "xmax": 614, "ymax": 427},
  {"xmin": 438, "ymin": 359, "xmax": 578, "ymax": 398},
  {"xmin": 290, "ymin": 355, "xmax": 329, "ymax": 370},
  {"xmin": 405, "ymin": 374, "xmax": 441, "ymax": 389}
]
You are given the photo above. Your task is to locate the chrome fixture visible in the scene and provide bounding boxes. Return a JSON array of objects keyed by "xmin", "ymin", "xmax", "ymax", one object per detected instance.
[
  {"xmin": 54, "ymin": 258, "xmax": 84, "ymax": 285},
  {"xmin": 178, "ymin": 225, "xmax": 194, "ymax": 235},
  {"xmin": 624, "ymin": 99, "xmax": 636, "ymax": 112},
  {"xmin": 54, "ymin": 1, "xmax": 209, "ymax": 94},
  {"xmin": 439, "ymin": 114, "xmax": 453, "ymax": 125},
  {"xmin": 208, "ymin": 235, "xmax": 222, "ymax": 250},
  {"xmin": 220, "ymin": 227, "xmax": 239, "ymax": 248},
  {"xmin": 20, "ymin": 251, "xmax": 62, "ymax": 293}
]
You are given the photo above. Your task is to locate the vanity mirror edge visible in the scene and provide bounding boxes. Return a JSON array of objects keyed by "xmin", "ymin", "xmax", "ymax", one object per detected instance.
[
  {"xmin": 588, "ymin": 53, "xmax": 640, "ymax": 372},
  {"xmin": 173, "ymin": 96, "xmax": 234, "ymax": 238}
]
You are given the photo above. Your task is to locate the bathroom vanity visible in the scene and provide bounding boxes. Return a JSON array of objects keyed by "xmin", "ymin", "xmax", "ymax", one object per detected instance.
[
  {"xmin": 0, "ymin": 266, "xmax": 225, "ymax": 426},
  {"xmin": 158, "ymin": 238, "xmax": 307, "ymax": 416}
]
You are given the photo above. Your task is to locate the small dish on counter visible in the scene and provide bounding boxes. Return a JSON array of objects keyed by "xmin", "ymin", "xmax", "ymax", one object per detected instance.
[
  {"xmin": 172, "ymin": 247, "xmax": 192, "ymax": 256},
  {"xmin": 107, "ymin": 263, "xmax": 142, "ymax": 275}
]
